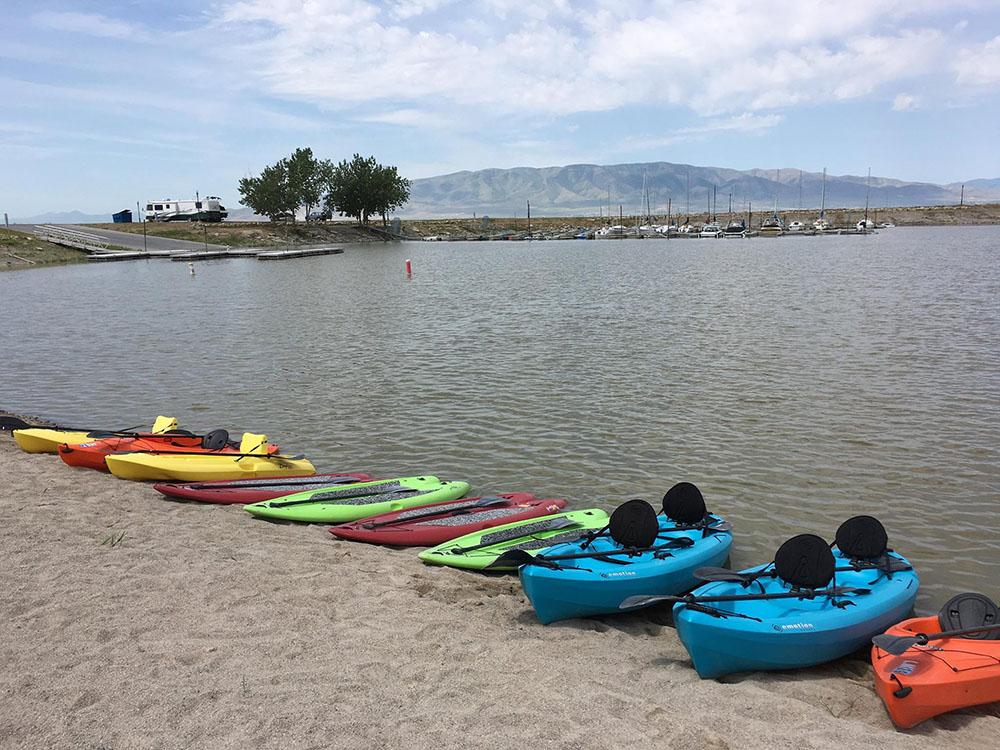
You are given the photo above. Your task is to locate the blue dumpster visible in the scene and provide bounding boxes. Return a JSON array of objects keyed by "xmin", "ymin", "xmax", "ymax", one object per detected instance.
[{"xmin": 112, "ymin": 209, "xmax": 133, "ymax": 223}]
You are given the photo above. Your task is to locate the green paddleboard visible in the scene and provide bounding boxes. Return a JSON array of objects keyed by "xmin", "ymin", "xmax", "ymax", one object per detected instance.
[
  {"xmin": 244, "ymin": 476, "xmax": 470, "ymax": 523},
  {"xmin": 417, "ymin": 508, "xmax": 610, "ymax": 570}
]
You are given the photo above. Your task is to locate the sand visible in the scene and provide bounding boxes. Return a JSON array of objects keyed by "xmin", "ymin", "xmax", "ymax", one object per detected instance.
[{"xmin": 1, "ymin": 429, "xmax": 997, "ymax": 749}]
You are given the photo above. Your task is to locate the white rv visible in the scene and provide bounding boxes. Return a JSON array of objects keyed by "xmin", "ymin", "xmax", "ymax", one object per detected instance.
[{"xmin": 144, "ymin": 196, "xmax": 228, "ymax": 222}]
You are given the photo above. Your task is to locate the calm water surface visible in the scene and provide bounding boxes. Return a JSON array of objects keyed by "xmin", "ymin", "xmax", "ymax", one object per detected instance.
[{"xmin": 2, "ymin": 226, "xmax": 998, "ymax": 611}]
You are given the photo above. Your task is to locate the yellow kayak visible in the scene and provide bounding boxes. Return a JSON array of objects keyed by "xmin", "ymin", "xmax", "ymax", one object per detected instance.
[
  {"xmin": 13, "ymin": 416, "xmax": 177, "ymax": 454},
  {"xmin": 104, "ymin": 432, "xmax": 315, "ymax": 482}
]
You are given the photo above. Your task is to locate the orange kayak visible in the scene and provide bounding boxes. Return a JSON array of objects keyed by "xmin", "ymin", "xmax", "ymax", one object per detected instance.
[
  {"xmin": 58, "ymin": 429, "xmax": 277, "ymax": 472},
  {"xmin": 872, "ymin": 608, "xmax": 1000, "ymax": 728}
]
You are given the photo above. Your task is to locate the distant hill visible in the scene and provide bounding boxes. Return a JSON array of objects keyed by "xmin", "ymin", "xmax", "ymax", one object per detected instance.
[
  {"xmin": 11, "ymin": 209, "xmax": 117, "ymax": 225},
  {"xmin": 404, "ymin": 162, "xmax": 1000, "ymax": 217}
]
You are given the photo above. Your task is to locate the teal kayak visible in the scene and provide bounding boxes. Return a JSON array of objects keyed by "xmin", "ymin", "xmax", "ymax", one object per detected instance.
[
  {"xmin": 670, "ymin": 516, "xmax": 918, "ymax": 678},
  {"xmin": 519, "ymin": 484, "xmax": 733, "ymax": 624},
  {"xmin": 244, "ymin": 476, "xmax": 470, "ymax": 523}
]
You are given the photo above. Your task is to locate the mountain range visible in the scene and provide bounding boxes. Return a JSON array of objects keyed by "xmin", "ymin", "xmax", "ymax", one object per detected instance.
[
  {"xmin": 10, "ymin": 163, "xmax": 1000, "ymax": 223},
  {"xmin": 403, "ymin": 163, "xmax": 1000, "ymax": 218}
]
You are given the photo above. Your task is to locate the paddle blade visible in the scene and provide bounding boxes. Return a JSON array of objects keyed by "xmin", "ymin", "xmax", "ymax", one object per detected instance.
[
  {"xmin": 486, "ymin": 549, "xmax": 536, "ymax": 570},
  {"xmin": 0, "ymin": 416, "xmax": 35, "ymax": 431},
  {"xmin": 619, "ymin": 594, "xmax": 680, "ymax": 610},
  {"xmin": 707, "ymin": 520, "xmax": 733, "ymax": 533},
  {"xmin": 693, "ymin": 566, "xmax": 751, "ymax": 583},
  {"xmin": 872, "ymin": 633, "xmax": 922, "ymax": 655}
]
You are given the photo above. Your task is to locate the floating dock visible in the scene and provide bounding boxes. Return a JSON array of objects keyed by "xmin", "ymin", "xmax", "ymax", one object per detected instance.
[{"xmin": 256, "ymin": 246, "xmax": 343, "ymax": 260}]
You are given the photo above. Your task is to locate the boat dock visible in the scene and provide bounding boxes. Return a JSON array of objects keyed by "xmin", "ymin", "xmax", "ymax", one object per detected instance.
[
  {"xmin": 87, "ymin": 247, "xmax": 342, "ymax": 262},
  {"xmin": 256, "ymin": 246, "xmax": 344, "ymax": 260}
]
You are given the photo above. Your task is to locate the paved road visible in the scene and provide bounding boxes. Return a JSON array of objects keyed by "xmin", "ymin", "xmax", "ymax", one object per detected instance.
[{"xmin": 11, "ymin": 224, "xmax": 228, "ymax": 252}]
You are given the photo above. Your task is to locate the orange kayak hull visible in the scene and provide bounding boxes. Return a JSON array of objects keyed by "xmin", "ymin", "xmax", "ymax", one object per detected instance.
[
  {"xmin": 58, "ymin": 436, "xmax": 276, "ymax": 472},
  {"xmin": 872, "ymin": 615, "xmax": 1000, "ymax": 728}
]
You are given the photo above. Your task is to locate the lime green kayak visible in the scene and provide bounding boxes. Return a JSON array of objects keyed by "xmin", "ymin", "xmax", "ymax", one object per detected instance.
[
  {"xmin": 244, "ymin": 476, "xmax": 469, "ymax": 523},
  {"xmin": 418, "ymin": 508, "xmax": 610, "ymax": 570}
]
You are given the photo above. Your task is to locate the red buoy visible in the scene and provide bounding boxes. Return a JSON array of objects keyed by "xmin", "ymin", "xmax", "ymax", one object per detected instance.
[{"xmin": 405, "ymin": 258, "xmax": 412, "ymax": 276}]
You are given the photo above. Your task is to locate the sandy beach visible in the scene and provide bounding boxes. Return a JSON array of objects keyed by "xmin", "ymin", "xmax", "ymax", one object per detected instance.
[{"xmin": 1, "ymin": 429, "xmax": 997, "ymax": 749}]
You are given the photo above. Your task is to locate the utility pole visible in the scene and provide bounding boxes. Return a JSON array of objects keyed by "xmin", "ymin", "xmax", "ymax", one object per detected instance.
[
  {"xmin": 137, "ymin": 201, "xmax": 147, "ymax": 252},
  {"xmin": 960, "ymin": 184, "xmax": 965, "ymax": 207},
  {"xmin": 526, "ymin": 200, "xmax": 531, "ymax": 238}
]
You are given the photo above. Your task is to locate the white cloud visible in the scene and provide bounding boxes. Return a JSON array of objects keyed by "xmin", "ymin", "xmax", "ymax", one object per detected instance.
[
  {"xmin": 209, "ymin": 0, "xmax": 966, "ymax": 122},
  {"xmin": 892, "ymin": 93, "xmax": 919, "ymax": 111},
  {"xmin": 954, "ymin": 35, "xmax": 1000, "ymax": 86}
]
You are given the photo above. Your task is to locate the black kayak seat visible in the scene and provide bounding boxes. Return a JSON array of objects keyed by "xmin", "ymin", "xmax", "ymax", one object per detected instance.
[
  {"xmin": 201, "ymin": 429, "xmax": 230, "ymax": 451},
  {"xmin": 938, "ymin": 593, "xmax": 1000, "ymax": 639},
  {"xmin": 608, "ymin": 499, "xmax": 659, "ymax": 549},
  {"xmin": 662, "ymin": 482, "xmax": 707, "ymax": 524},
  {"xmin": 774, "ymin": 534, "xmax": 835, "ymax": 590},
  {"xmin": 835, "ymin": 515, "xmax": 889, "ymax": 560}
]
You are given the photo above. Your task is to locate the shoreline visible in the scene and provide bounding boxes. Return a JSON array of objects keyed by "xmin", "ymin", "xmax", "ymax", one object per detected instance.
[{"xmin": 1, "ymin": 417, "xmax": 996, "ymax": 747}]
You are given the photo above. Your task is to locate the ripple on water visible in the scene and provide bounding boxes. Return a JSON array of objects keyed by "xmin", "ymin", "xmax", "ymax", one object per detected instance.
[{"xmin": 2, "ymin": 226, "xmax": 998, "ymax": 611}]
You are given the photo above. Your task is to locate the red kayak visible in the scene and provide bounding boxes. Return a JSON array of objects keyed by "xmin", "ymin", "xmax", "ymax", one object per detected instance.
[
  {"xmin": 58, "ymin": 429, "xmax": 277, "ymax": 473},
  {"xmin": 329, "ymin": 493, "xmax": 567, "ymax": 546},
  {"xmin": 153, "ymin": 473, "xmax": 374, "ymax": 504}
]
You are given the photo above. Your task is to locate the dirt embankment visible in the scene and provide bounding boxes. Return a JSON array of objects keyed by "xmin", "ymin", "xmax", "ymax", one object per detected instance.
[{"xmin": 0, "ymin": 229, "xmax": 88, "ymax": 270}]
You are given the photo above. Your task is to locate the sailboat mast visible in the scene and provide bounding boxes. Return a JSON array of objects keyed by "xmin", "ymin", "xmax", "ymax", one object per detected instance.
[
  {"xmin": 820, "ymin": 167, "xmax": 827, "ymax": 219},
  {"xmin": 864, "ymin": 167, "xmax": 871, "ymax": 223}
]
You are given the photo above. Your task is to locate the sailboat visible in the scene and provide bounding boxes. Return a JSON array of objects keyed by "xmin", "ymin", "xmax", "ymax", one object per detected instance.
[
  {"xmin": 813, "ymin": 167, "xmax": 833, "ymax": 232},
  {"xmin": 723, "ymin": 191, "xmax": 746, "ymax": 236},
  {"xmin": 759, "ymin": 169, "xmax": 784, "ymax": 235},
  {"xmin": 856, "ymin": 167, "xmax": 875, "ymax": 232}
]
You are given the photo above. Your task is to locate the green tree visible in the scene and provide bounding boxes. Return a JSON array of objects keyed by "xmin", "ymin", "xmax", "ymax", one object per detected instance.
[
  {"xmin": 325, "ymin": 154, "xmax": 410, "ymax": 225},
  {"xmin": 238, "ymin": 147, "xmax": 334, "ymax": 221},
  {"xmin": 238, "ymin": 161, "xmax": 296, "ymax": 221},
  {"xmin": 285, "ymin": 147, "xmax": 333, "ymax": 221}
]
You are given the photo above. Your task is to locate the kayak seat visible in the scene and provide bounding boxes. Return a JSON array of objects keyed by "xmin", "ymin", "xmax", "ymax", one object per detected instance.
[
  {"xmin": 608, "ymin": 499, "xmax": 659, "ymax": 549},
  {"xmin": 773, "ymin": 534, "xmax": 835, "ymax": 590},
  {"xmin": 662, "ymin": 482, "xmax": 707, "ymax": 524},
  {"xmin": 938, "ymin": 593, "xmax": 1000, "ymax": 639},
  {"xmin": 201, "ymin": 429, "xmax": 230, "ymax": 451},
  {"xmin": 835, "ymin": 515, "xmax": 889, "ymax": 560}
]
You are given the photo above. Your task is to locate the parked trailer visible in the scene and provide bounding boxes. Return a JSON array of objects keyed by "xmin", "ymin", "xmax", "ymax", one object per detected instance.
[{"xmin": 145, "ymin": 196, "xmax": 228, "ymax": 222}]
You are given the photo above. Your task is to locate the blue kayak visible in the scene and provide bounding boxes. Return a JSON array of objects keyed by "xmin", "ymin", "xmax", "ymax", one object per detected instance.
[
  {"xmin": 519, "ymin": 484, "xmax": 734, "ymax": 625},
  {"xmin": 672, "ymin": 518, "xmax": 918, "ymax": 679}
]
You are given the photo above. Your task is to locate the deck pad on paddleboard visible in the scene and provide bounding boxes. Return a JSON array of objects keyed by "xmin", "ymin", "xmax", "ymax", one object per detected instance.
[
  {"xmin": 244, "ymin": 476, "xmax": 470, "ymax": 523},
  {"xmin": 154, "ymin": 473, "xmax": 374, "ymax": 504},
  {"xmin": 330, "ymin": 494, "xmax": 567, "ymax": 546},
  {"xmin": 418, "ymin": 509, "xmax": 610, "ymax": 570}
]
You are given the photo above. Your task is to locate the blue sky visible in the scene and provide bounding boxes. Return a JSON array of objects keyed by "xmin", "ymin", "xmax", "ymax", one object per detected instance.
[{"xmin": 2, "ymin": 0, "xmax": 999, "ymax": 216}]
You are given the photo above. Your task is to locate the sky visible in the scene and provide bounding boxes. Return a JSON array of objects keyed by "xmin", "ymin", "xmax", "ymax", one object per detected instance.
[{"xmin": 2, "ymin": 0, "xmax": 999, "ymax": 216}]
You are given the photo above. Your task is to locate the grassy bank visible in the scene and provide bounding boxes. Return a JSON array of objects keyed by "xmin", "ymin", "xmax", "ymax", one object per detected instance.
[{"xmin": 0, "ymin": 229, "xmax": 88, "ymax": 270}]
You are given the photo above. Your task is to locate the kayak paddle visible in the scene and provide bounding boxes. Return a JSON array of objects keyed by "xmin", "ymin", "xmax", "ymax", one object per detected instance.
[
  {"xmin": 872, "ymin": 624, "xmax": 1000, "ymax": 655},
  {"xmin": 619, "ymin": 586, "xmax": 872, "ymax": 610}
]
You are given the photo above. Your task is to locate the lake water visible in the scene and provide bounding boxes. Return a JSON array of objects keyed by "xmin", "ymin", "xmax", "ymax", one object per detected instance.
[{"xmin": 2, "ymin": 226, "xmax": 998, "ymax": 611}]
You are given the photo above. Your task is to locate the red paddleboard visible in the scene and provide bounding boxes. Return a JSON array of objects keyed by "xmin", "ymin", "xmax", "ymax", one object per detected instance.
[
  {"xmin": 153, "ymin": 473, "xmax": 373, "ymax": 504},
  {"xmin": 329, "ymin": 493, "xmax": 567, "ymax": 546}
]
